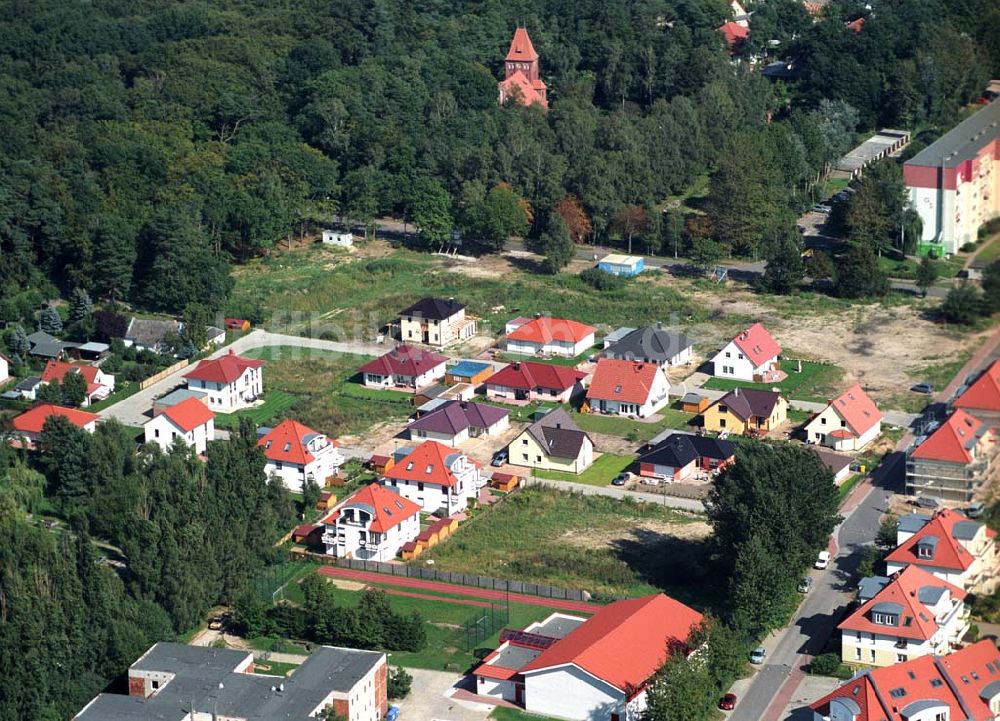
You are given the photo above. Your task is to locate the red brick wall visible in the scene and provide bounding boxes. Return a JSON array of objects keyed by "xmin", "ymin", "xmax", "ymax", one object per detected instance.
[
  {"xmin": 375, "ymin": 662, "xmax": 389, "ymax": 717},
  {"xmin": 332, "ymin": 698, "xmax": 350, "ymax": 718},
  {"xmin": 127, "ymin": 676, "xmax": 146, "ymax": 698}
]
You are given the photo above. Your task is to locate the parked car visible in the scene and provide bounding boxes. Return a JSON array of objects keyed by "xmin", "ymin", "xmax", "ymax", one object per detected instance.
[
  {"xmin": 750, "ymin": 647, "xmax": 766, "ymax": 664},
  {"xmin": 812, "ymin": 204, "xmax": 831, "ymax": 213},
  {"xmin": 611, "ymin": 473, "xmax": 630, "ymax": 486},
  {"xmin": 815, "ymin": 550, "xmax": 831, "ymax": 569},
  {"xmin": 719, "ymin": 693, "xmax": 738, "ymax": 710},
  {"xmin": 797, "ymin": 576, "xmax": 814, "ymax": 593},
  {"xmin": 966, "ymin": 501, "xmax": 986, "ymax": 518},
  {"xmin": 910, "ymin": 382, "xmax": 934, "ymax": 394},
  {"xmin": 915, "ymin": 495, "xmax": 940, "ymax": 509},
  {"xmin": 490, "ymin": 449, "xmax": 509, "ymax": 467}
]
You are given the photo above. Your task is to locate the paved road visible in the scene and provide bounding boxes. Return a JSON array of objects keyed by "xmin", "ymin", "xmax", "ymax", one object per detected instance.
[
  {"xmin": 522, "ymin": 476, "xmax": 706, "ymax": 512},
  {"xmin": 99, "ymin": 330, "xmax": 389, "ymax": 427}
]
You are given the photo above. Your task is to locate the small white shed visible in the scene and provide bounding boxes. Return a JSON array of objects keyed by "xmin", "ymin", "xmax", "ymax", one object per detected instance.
[{"xmin": 322, "ymin": 230, "xmax": 354, "ymax": 247}]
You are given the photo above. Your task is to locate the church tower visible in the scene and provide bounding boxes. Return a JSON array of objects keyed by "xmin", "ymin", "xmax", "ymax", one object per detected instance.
[{"xmin": 498, "ymin": 27, "xmax": 548, "ymax": 109}]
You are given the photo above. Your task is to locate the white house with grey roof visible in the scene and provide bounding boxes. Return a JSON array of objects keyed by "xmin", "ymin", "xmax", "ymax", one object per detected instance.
[
  {"xmin": 72, "ymin": 642, "xmax": 387, "ymax": 721},
  {"xmin": 602, "ymin": 325, "xmax": 694, "ymax": 367},
  {"xmin": 507, "ymin": 408, "xmax": 594, "ymax": 474}
]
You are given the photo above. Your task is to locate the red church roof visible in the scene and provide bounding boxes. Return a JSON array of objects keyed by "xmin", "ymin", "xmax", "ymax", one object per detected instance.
[
  {"xmin": 485, "ymin": 361, "xmax": 586, "ymax": 392},
  {"xmin": 730, "ymin": 322, "xmax": 781, "ymax": 367},
  {"xmin": 520, "ymin": 594, "xmax": 702, "ymax": 692},
  {"xmin": 161, "ymin": 397, "xmax": 215, "ymax": 433},
  {"xmin": 911, "ymin": 410, "xmax": 986, "ymax": 464},
  {"xmin": 499, "ymin": 72, "xmax": 548, "ymax": 107},
  {"xmin": 184, "ymin": 350, "xmax": 264, "ymax": 384},
  {"xmin": 954, "ymin": 360, "xmax": 1000, "ymax": 412},
  {"xmin": 13, "ymin": 404, "xmax": 99, "ymax": 434},
  {"xmin": 506, "ymin": 27, "xmax": 539, "ymax": 62}
]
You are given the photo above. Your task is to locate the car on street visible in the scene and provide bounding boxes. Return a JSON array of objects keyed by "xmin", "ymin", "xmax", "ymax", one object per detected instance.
[
  {"xmin": 966, "ymin": 501, "xmax": 986, "ymax": 518},
  {"xmin": 812, "ymin": 204, "xmax": 831, "ymax": 213},
  {"xmin": 490, "ymin": 449, "xmax": 508, "ymax": 467},
  {"xmin": 750, "ymin": 647, "xmax": 766, "ymax": 664},
  {"xmin": 719, "ymin": 693, "xmax": 738, "ymax": 710},
  {"xmin": 815, "ymin": 550, "xmax": 831, "ymax": 569},
  {"xmin": 910, "ymin": 382, "xmax": 934, "ymax": 394},
  {"xmin": 611, "ymin": 473, "xmax": 629, "ymax": 486},
  {"xmin": 797, "ymin": 576, "xmax": 814, "ymax": 593}
]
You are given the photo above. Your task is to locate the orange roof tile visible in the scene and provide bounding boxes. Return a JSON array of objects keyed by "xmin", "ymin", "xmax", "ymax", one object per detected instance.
[
  {"xmin": 160, "ymin": 397, "xmax": 215, "ymax": 433},
  {"xmin": 335, "ymin": 483, "xmax": 421, "ymax": 534},
  {"xmin": 828, "ymin": 384, "xmax": 883, "ymax": 437},
  {"xmin": 521, "ymin": 594, "xmax": 702, "ymax": 691},
  {"xmin": 184, "ymin": 350, "xmax": 264, "ymax": 384},
  {"xmin": 485, "ymin": 361, "xmax": 586, "ymax": 392},
  {"xmin": 258, "ymin": 419, "xmax": 331, "ymax": 466},
  {"xmin": 719, "ymin": 21, "xmax": 749, "ymax": 49},
  {"xmin": 912, "ymin": 410, "xmax": 986, "ymax": 464},
  {"xmin": 954, "ymin": 360, "xmax": 1000, "ymax": 412},
  {"xmin": 384, "ymin": 441, "xmax": 467, "ymax": 488},
  {"xmin": 12, "ymin": 404, "xmax": 99, "ymax": 434},
  {"xmin": 506, "ymin": 317, "xmax": 596, "ymax": 346},
  {"xmin": 885, "ymin": 509, "xmax": 978, "ymax": 573},
  {"xmin": 586, "ymin": 359, "xmax": 665, "ymax": 405},
  {"xmin": 730, "ymin": 322, "xmax": 780, "ymax": 367},
  {"xmin": 41, "ymin": 360, "xmax": 100, "ymax": 386},
  {"xmin": 506, "ymin": 27, "xmax": 539, "ymax": 62},
  {"xmin": 499, "ymin": 71, "xmax": 547, "ymax": 107},
  {"xmin": 838, "ymin": 566, "xmax": 965, "ymax": 641}
]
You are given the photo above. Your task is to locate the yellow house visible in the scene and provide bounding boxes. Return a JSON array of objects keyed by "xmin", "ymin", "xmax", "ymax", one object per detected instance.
[
  {"xmin": 398, "ymin": 297, "xmax": 476, "ymax": 348},
  {"xmin": 703, "ymin": 388, "xmax": 788, "ymax": 436},
  {"xmin": 508, "ymin": 408, "xmax": 594, "ymax": 474}
]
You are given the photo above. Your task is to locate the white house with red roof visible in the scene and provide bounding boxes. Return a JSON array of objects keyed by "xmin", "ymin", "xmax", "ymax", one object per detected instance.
[
  {"xmin": 485, "ymin": 361, "xmax": 588, "ymax": 404},
  {"xmin": 143, "ymin": 397, "xmax": 215, "ymax": 454},
  {"xmin": 504, "ymin": 316, "xmax": 596, "ymax": 358},
  {"xmin": 954, "ymin": 359, "xmax": 1000, "ymax": 424},
  {"xmin": 183, "ymin": 350, "xmax": 264, "ymax": 412},
  {"xmin": 357, "ymin": 345, "xmax": 447, "ymax": 391},
  {"xmin": 838, "ymin": 565, "xmax": 969, "ymax": 668},
  {"xmin": 710, "ymin": 322, "xmax": 781, "ymax": 382},
  {"xmin": 0, "ymin": 352, "xmax": 9, "ymax": 385},
  {"xmin": 40, "ymin": 360, "xmax": 115, "ymax": 406},
  {"xmin": 804, "ymin": 383, "xmax": 884, "ymax": 451},
  {"xmin": 906, "ymin": 410, "xmax": 994, "ymax": 502},
  {"xmin": 585, "ymin": 359, "xmax": 670, "ymax": 418},
  {"xmin": 320, "ymin": 483, "xmax": 421, "ymax": 561},
  {"xmin": 810, "ymin": 640, "xmax": 1000, "ymax": 721},
  {"xmin": 498, "ymin": 27, "xmax": 548, "ymax": 109},
  {"xmin": 886, "ymin": 509, "xmax": 1000, "ymax": 595},
  {"xmin": 11, "ymin": 404, "xmax": 99, "ymax": 447},
  {"xmin": 381, "ymin": 440, "xmax": 485, "ymax": 514},
  {"xmin": 474, "ymin": 594, "xmax": 702, "ymax": 721},
  {"xmin": 258, "ymin": 419, "xmax": 343, "ymax": 492}
]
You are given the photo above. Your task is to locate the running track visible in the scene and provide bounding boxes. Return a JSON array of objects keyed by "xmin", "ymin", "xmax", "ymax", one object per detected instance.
[
  {"xmin": 318, "ymin": 567, "xmax": 600, "ymax": 613},
  {"xmin": 374, "ymin": 587, "xmax": 494, "ymax": 609}
]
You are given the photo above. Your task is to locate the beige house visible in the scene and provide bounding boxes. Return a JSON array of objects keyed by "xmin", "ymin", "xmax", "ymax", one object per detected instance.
[
  {"xmin": 398, "ymin": 297, "xmax": 476, "ymax": 348},
  {"xmin": 508, "ymin": 408, "xmax": 594, "ymax": 474},
  {"xmin": 804, "ymin": 384, "xmax": 884, "ymax": 452}
]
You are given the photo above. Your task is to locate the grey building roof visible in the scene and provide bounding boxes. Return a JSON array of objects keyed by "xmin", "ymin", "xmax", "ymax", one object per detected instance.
[
  {"xmin": 681, "ymin": 392, "xmax": 705, "ymax": 404},
  {"xmin": 900, "ymin": 699, "xmax": 949, "ymax": 717},
  {"xmin": 416, "ymin": 397, "xmax": 450, "ymax": 414},
  {"xmin": 531, "ymin": 614, "xmax": 587, "ymax": 639},
  {"xmin": 871, "ymin": 601, "xmax": 903, "ymax": 617},
  {"xmin": 524, "ymin": 408, "xmax": 590, "ymax": 460},
  {"xmin": 77, "ymin": 341, "xmax": 110, "ymax": 354},
  {"xmin": 980, "ymin": 679, "xmax": 1000, "ymax": 700},
  {"xmin": 14, "ymin": 376, "xmax": 41, "ymax": 392},
  {"xmin": 952, "ymin": 520, "xmax": 982, "ymax": 541},
  {"xmin": 906, "ymin": 98, "xmax": 1000, "ymax": 168},
  {"xmin": 409, "ymin": 400, "xmax": 508, "ymax": 436},
  {"xmin": 602, "ymin": 327, "xmax": 637, "ymax": 346},
  {"xmin": 835, "ymin": 130, "xmax": 910, "ymax": 173},
  {"xmin": 125, "ymin": 318, "xmax": 181, "ymax": 349},
  {"xmin": 918, "ymin": 585, "xmax": 947, "ymax": 606},
  {"xmin": 857, "ymin": 576, "xmax": 890, "ymax": 602},
  {"xmin": 638, "ymin": 433, "xmax": 735, "ymax": 469},
  {"xmin": 399, "ymin": 297, "xmax": 465, "ymax": 321},
  {"xmin": 26, "ymin": 330, "xmax": 76, "ymax": 358},
  {"xmin": 75, "ymin": 643, "xmax": 383, "ymax": 721},
  {"xmin": 604, "ymin": 327, "xmax": 695, "ymax": 364},
  {"xmin": 810, "ymin": 447, "xmax": 853, "ymax": 476},
  {"xmin": 206, "ymin": 326, "xmax": 225, "ymax": 341},
  {"xmin": 154, "ymin": 388, "xmax": 207, "ymax": 407},
  {"xmin": 492, "ymin": 643, "xmax": 544, "ymax": 670},
  {"xmin": 899, "ymin": 513, "xmax": 932, "ymax": 534}
]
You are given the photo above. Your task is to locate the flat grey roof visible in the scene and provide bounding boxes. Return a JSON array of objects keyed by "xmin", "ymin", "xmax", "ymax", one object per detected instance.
[
  {"xmin": 492, "ymin": 644, "xmax": 543, "ymax": 670},
  {"xmin": 836, "ymin": 130, "xmax": 910, "ymax": 172},
  {"xmin": 907, "ymin": 98, "xmax": 1000, "ymax": 168},
  {"xmin": 530, "ymin": 614, "xmax": 586, "ymax": 639},
  {"xmin": 899, "ymin": 513, "xmax": 931, "ymax": 534},
  {"xmin": 155, "ymin": 388, "xmax": 207, "ymax": 406}
]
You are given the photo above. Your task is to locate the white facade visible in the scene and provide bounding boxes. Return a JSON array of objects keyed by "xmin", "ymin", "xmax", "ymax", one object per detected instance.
[
  {"xmin": 523, "ymin": 665, "xmax": 633, "ymax": 721},
  {"xmin": 589, "ymin": 371, "xmax": 670, "ymax": 419},
  {"xmin": 383, "ymin": 455, "xmax": 485, "ymax": 515},
  {"xmin": 0, "ymin": 355, "xmax": 9, "ymax": 384},
  {"xmin": 476, "ymin": 676, "xmax": 517, "ymax": 703},
  {"xmin": 362, "ymin": 363, "xmax": 445, "ymax": 390},
  {"xmin": 804, "ymin": 406, "xmax": 882, "ymax": 452},
  {"xmin": 322, "ymin": 506, "xmax": 419, "ymax": 562},
  {"xmin": 711, "ymin": 340, "xmax": 776, "ymax": 381},
  {"xmin": 309, "ymin": 655, "xmax": 386, "ymax": 721},
  {"xmin": 143, "ymin": 413, "xmax": 214, "ymax": 455},
  {"xmin": 506, "ymin": 334, "xmax": 595, "ymax": 358},
  {"xmin": 322, "ymin": 230, "xmax": 354, "ymax": 247},
  {"xmin": 264, "ymin": 439, "xmax": 344, "ymax": 493},
  {"xmin": 187, "ymin": 366, "xmax": 262, "ymax": 412}
]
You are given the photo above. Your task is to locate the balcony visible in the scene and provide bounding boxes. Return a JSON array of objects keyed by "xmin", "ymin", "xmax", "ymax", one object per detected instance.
[{"xmin": 895, "ymin": 639, "xmax": 908, "ymax": 649}]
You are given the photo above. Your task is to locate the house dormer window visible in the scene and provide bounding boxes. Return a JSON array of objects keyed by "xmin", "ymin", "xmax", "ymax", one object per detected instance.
[
  {"xmin": 873, "ymin": 612, "xmax": 898, "ymax": 626},
  {"xmin": 918, "ymin": 544, "xmax": 934, "ymax": 559}
]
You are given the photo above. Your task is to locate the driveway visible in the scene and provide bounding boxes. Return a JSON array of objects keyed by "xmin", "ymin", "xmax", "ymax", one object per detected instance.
[
  {"xmin": 393, "ymin": 669, "xmax": 493, "ymax": 721},
  {"xmin": 99, "ymin": 330, "xmax": 390, "ymax": 427}
]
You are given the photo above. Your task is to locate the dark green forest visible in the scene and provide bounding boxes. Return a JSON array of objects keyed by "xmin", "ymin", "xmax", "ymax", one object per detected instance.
[{"xmin": 0, "ymin": 0, "xmax": 997, "ymax": 318}]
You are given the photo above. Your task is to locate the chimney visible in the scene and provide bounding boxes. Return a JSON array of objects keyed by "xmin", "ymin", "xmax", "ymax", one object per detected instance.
[
  {"xmin": 733, "ymin": 387, "xmax": 739, "ymax": 396},
  {"xmin": 534, "ymin": 312, "xmax": 542, "ymax": 319},
  {"xmin": 513, "ymin": 362, "xmax": 520, "ymax": 370}
]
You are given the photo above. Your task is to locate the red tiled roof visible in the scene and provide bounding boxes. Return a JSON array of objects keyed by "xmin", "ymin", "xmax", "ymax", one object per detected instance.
[
  {"xmin": 258, "ymin": 419, "xmax": 331, "ymax": 465},
  {"xmin": 954, "ymin": 360, "xmax": 1000, "ymax": 412},
  {"xmin": 828, "ymin": 384, "xmax": 883, "ymax": 437},
  {"xmin": 718, "ymin": 21, "xmax": 749, "ymax": 49},
  {"xmin": 506, "ymin": 317, "xmax": 596, "ymax": 345},
  {"xmin": 838, "ymin": 566, "xmax": 966, "ymax": 641},
  {"xmin": 337, "ymin": 483, "xmax": 421, "ymax": 533},
  {"xmin": 520, "ymin": 594, "xmax": 702, "ymax": 691},
  {"xmin": 885, "ymin": 509, "xmax": 977, "ymax": 573},
  {"xmin": 13, "ymin": 404, "xmax": 99, "ymax": 434},
  {"xmin": 184, "ymin": 350, "xmax": 264, "ymax": 384},
  {"xmin": 357, "ymin": 345, "xmax": 448, "ymax": 378},
  {"xmin": 506, "ymin": 27, "xmax": 539, "ymax": 62},
  {"xmin": 811, "ymin": 641, "xmax": 1000, "ymax": 721},
  {"xmin": 912, "ymin": 410, "xmax": 985, "ymax": 464},
  {"xmin": 485, "ymin": 361, "xmax": 586, "ymax": 392},
  {"xmin": 161, "ymin": 397, "xmax": 214, "ymax": 433},
  {"xmin": 730, "ymin": 322, "xmax": 780, "ymax": 367},
  {"xmin": 41, "ymin": 360, "xmax": 101, "ymax": 386},
  {"xmin": 499, "ymin": 72, "xmax": 547, "ymax": 106},
  {"xmin": 384, "ymin": 441, "xmax": 467, "ymax": 488},
  {"xmin": 586, "ymin": 359, "xmax": 665, "ymax": 405},
  {"xmin": 293, "ymin": 523, "xmax": 318, "ymax": 538},
  {"xmin": 847, "ymin": 16, "xmax": 865, "ymax": 32}
]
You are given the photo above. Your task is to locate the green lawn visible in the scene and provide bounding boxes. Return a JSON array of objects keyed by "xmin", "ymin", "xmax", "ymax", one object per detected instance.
[
  {"xmin": 571, "ymin": 407, "xmax": 695, "ymax": 441},
  {"xmin": 213, "ymin": 390, "xmax": 300, "ymax": 430},
  {"xmin": 420, "ymin": 486, "xmax": 717, "ymax": 609},
  {"xmin": 491, "ymin": 708, "xmax": 568, "ymax": 721},
  {"xmin": 975, "ymin": 234, "xmax": 1000, "ymax": 264},
  {"xmin": 877, "ymin": 254, "xmax": 963, "ymax": 280},
  {"xmin": 837, "ymin": 474, "xmax": 865, "ymax": 503},
  {"xmin": 702, "ymin": 360, "xmax": 844, "ymax": 402},
  {"xmin": 252, "ymin": 660, "xmax": 300, "ymax": 677},
  {"xmin": 787, "ymin": 408, "xmax": 813, "ymax": 426},
  {"xmin": 879, "ymin": 350, "xmax": 975, "ymax": 414},
  {"xmin": 533, "ymin": 453, "xmax": 635, "ymax": 486}
]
